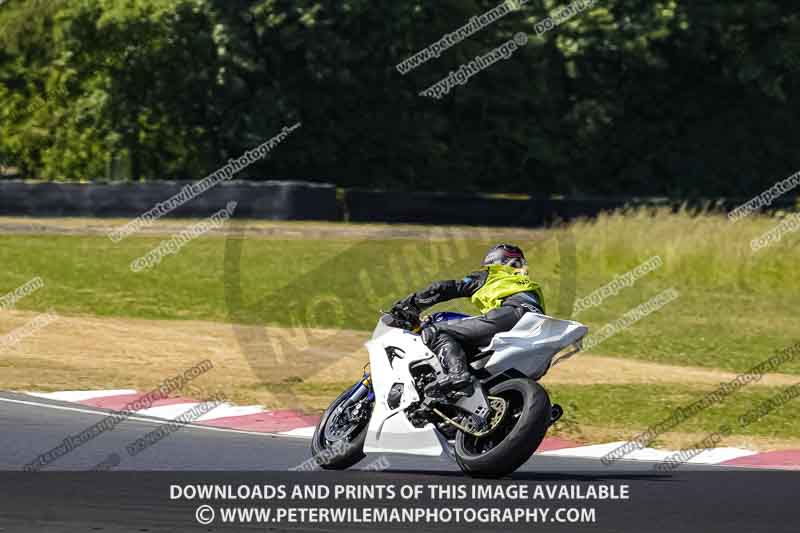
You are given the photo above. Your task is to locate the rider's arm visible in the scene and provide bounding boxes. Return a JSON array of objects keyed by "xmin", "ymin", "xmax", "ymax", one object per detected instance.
[{"xmin": 395, "ymin": 270, "xmax": 488, "ymax": 312}]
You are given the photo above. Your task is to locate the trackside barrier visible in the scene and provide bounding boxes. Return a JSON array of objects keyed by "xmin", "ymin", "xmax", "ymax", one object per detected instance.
[
  {"xmin": 0, "ymin": 180, "xmax": 795, "ymax": 226},
  {"xmin": 0, "ymin": 180, "xmax": 339, "ymax": 221}
]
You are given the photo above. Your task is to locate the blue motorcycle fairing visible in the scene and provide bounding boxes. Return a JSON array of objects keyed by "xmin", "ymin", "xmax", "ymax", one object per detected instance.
[{"xmin": 427, "ymin": 311, "xmax": 473, "ymax": 323}]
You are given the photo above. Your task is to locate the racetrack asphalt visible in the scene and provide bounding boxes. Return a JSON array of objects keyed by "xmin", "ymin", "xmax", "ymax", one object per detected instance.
[
  {"xmin": 1, "ymin": 391, "xmax": 798, "ymax": 532},
  {"xmin": 0, "ymin": 391, "xmax": 723, "ymax": 472}
]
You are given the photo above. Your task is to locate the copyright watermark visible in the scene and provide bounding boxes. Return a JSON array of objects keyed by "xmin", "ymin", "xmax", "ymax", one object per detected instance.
[
  {"xmin": 419, "ymin": 33, "xmax": 528, "ymax": 99},
  {"xmin": 196, "ymin": 505, "xmax": 215, "ymax": 525}
]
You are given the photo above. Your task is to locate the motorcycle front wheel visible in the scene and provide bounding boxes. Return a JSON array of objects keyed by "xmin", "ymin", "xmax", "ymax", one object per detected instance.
[
  {"xmin": 454, "ymin": 378, "xmax": 551, "ymax": 478},
  {"xmin": 310, "ymin": 385, "xmax": 372, "ymax": 470}
]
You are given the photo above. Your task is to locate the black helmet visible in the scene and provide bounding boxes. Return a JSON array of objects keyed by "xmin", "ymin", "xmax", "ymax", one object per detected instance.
[{"xmin": 482, "ymin": 243, "xmax": 527, "ymax": 269}]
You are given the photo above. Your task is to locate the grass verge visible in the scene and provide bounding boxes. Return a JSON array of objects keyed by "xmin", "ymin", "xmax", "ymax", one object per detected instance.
[{"xmin": 1, "ymin": 209, "xmax": 798, "ymax": 374}]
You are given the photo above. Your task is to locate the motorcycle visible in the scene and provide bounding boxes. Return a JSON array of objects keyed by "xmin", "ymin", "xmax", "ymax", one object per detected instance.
[{"xmin": 310, "ymin": 309, "xmax": 588, "ymax": 478}]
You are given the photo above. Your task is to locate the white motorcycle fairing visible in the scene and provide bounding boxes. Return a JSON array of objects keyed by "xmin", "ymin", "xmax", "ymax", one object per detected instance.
[
  {"xmin": 362, "ymin": 313, "xmax": 587, "ymax": 458},
  {"xmin": 363, "ymin": 320, "xmax": 450, "ymax": 457},
  {"xmin": 477, "ymin": 312, "xmax": 588, "ymax": 378}
]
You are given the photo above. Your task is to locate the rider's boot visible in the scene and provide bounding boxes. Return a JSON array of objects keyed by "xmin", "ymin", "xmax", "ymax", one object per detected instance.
[
  {"xmin": 424, "ymin": 335, "xmax": 473, "ymax": 395},
  {"xmin": 439, "ymin": 344, "xmax": 473, "ymax": 390}
]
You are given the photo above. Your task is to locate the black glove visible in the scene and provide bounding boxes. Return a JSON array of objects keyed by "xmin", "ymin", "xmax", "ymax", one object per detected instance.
[{"xmin": 389, "ymin": 295, "xmax": 421, "ymax": 330}]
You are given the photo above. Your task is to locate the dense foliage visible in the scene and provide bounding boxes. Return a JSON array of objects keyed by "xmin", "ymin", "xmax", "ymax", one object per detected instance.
[{"xmin": 1, "ymin": 0, "xmax": 798, "ymax": 196}]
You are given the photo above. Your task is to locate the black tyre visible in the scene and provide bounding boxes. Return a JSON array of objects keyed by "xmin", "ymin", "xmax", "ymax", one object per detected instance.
[
  {"xmin": 454, "ymin": 378, "xmax": 551, "ymax": 478},
  {"xmin": 310, "ymin": 385, "xmax": 371, "ymax": 470}
]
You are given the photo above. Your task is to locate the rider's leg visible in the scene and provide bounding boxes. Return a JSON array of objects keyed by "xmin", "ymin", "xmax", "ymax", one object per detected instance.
[
  {"xmin": 425, "ymin": 331, "xmax": 472, "ymax": 390},
  {"xmin": 439, "ymin": 305, "xmax": 527, "ymax": 353},
  {"xmin": 423, "ymin": 305, "xmax": 527, "ymax": 391}
]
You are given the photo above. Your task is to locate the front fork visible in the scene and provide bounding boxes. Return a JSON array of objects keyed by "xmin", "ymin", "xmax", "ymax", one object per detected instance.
[{"xmin": 341, "ymin": 372, "xmax": 374, "ymax": 410}]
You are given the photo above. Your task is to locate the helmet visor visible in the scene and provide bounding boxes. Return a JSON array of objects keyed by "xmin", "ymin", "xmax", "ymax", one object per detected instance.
[{"xmin": 505, "ymin": 257, "xmax": 527, "ymax": 269}]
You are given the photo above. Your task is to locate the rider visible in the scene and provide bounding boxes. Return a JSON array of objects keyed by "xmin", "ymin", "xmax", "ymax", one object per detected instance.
[{"xmin": 390, "ymin": 243, "xmax": 545, "ymax": 393}]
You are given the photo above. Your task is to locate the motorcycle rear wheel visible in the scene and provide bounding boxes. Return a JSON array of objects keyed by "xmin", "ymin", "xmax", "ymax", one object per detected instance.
[{"xmin": 454, "ymin": 378, "xmax": 551, "ymax": 478}]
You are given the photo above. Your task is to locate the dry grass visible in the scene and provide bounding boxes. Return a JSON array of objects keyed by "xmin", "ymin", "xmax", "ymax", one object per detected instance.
[
  {"xmin": 3, "ymin": 309, "xmax": 796, "ymax": 399},
  {"xmin": 568, "ymin": 206, "xmax": 799, "ymax": 292},
  {"xmin": 0, "ymin": 310, "xmax": 367, "ymax": 411}
]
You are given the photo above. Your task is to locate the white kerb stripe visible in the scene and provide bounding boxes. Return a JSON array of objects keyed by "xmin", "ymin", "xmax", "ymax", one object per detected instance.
[
  {"xmin": 279, "ymin": 426, "xmax": 317, "ymax": 438},
  {"xmin": 195, "ymin": 404, "xmax": 268, "ymax": 421},
  {"xmin": 541, "ymin": 441, "xmax": 758, "ymax": 464},
  {"xmin": 25, "ymin": 390, "xmax": 138, "ymax": 402},
  {"xmin": 134, "ymin": 403, "xmax": 271, "ymax": 422},
  {"xmin": 134, "ymin": 403, "xmax": 202, "ymax": 420},
  {"xmin": 685, "ymin": 447, "xmax": 758, "ymax": 464}
]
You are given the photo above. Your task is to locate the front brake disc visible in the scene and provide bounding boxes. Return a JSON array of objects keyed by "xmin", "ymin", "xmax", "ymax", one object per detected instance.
[{"xmin": 324, "ymin": 405, "xmax": 358, "ymax": 442}]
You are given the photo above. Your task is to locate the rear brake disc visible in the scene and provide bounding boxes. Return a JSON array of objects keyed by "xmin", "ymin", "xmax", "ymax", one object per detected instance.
[{"xmin": 433, "ymin": 395, "xmax": 508, "ymax": 438}]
